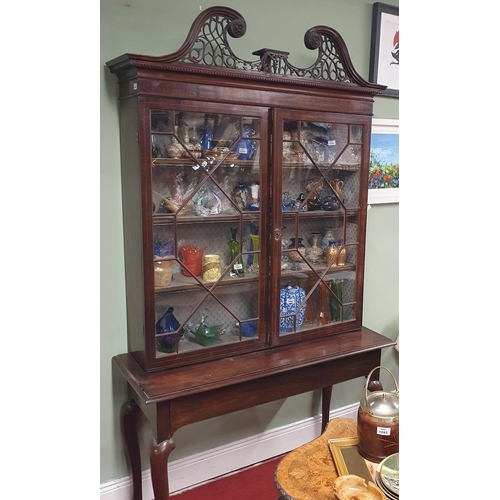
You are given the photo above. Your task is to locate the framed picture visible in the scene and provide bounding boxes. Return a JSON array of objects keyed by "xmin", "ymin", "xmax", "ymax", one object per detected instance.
[
  {"xmin": 369, "ymin": 2, "xmax": 399, "ymax": 97},
  {"xmin": 328, "ymin": 438, "xmax": 375, "ymax": 483},
  {"xmin": 368, "ymin": 118, "xmax": 399, "ymax": 204}
]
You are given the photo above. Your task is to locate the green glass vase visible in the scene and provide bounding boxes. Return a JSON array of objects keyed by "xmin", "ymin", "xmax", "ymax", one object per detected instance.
[{"xmin": 229, "ymin": 227, "xmax": 245, "ymax": 277}]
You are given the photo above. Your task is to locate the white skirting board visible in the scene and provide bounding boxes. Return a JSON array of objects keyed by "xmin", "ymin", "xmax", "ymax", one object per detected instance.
[{"xmin": 100, "ymin": 403, "xmax": 359, "ymax": 500}]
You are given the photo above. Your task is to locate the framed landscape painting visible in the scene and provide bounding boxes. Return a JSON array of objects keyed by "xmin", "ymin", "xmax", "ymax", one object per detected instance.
[{"xmin": 368, "ymin": 118, "xmax": 399, "ymax": 204}]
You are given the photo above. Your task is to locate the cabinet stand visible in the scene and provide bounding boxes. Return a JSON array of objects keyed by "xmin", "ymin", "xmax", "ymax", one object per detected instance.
[{"xmin": 114, "ymin": 327, "xmax": 394, "ymax": 499}]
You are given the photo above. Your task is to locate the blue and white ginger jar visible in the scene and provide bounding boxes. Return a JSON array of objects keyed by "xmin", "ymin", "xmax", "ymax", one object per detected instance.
[{"xmin": 279, "ymin": 282, "xmax": 306, "ymax": 333}]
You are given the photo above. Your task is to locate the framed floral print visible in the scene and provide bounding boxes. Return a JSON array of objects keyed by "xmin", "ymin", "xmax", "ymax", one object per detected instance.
[{"xmin": 369, "ymin": 2, "xmax": 399, "ymax": 98}]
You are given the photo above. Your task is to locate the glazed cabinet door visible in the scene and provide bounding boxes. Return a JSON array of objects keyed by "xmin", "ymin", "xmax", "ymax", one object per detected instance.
[
  {"xmin": 270, "ymin": 109, "xmax": 371, "ymax": 345},
  {"xmin": 142, "ymin": 99, "xmax": 270, "ymax": 369}
]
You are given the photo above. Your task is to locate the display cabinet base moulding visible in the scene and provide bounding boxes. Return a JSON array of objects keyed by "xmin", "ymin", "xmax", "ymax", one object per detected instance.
[{"xmin": 114, "ymin": 327, "xmax": 395, "ymax": 500}]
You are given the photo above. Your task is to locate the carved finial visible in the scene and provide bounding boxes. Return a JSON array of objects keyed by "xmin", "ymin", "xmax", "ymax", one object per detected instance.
[{"xmin": 227, "ymin": 15, "xmax": 246, "ymax": 38}]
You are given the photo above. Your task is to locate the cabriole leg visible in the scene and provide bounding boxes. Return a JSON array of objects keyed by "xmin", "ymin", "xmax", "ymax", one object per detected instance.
[
  {"xmin": 121, "ymin": 399, "xmax": 142, "ymax": 500},
  {"xmin": 150, "ymin": 438, "xmax": 176, "ymax": 499}
]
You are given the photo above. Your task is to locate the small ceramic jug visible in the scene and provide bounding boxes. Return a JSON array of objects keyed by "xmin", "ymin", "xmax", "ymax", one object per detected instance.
[{"xmin": 331, "ymin": 179, "xmax": 344, "ymax": 202}]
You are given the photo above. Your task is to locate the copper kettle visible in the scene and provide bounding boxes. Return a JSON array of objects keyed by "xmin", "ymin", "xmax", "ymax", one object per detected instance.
[{"xmin": 357, "ymin": 366, "xmax": 399, "ymax": 463}]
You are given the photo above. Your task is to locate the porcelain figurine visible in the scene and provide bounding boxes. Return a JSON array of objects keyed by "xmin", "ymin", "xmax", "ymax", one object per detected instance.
[
  {"xmin": 321, "ymin": 228, "xmax": 335, "ymax": 250},
  {"xmin": 166, "ymin": 172, "xmax": 186, "ymax": 208},
  {"xmin": 183, "ymin": 126, "xmax": 202, "ymax": 158},
  {"xmin": 282, "ymin": 191, "xmax": 294, "ymax": 211},
  {"xmin": 232, "ymin": 181, "xmax": 249, "ymax": 210},
  {"xmin": 294, "ymin": 193, "xmax": 307, "ymax": 212},
  {"xmin": 248, "ymin": 182, "xmax": 260, "ymax": 211}
]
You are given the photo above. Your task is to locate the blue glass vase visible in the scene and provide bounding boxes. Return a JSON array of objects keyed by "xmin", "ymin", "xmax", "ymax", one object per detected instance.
[
  {"xmin": 155, "ymin": 307, "xmax": 184, "ymax": 353},
  {"xmin": 201, "ymin": 121, "xmax": 213, "ymax": 151},
  {"xmin": 233, "ymin": 125, "xmax": 256, "ymax": 160}
]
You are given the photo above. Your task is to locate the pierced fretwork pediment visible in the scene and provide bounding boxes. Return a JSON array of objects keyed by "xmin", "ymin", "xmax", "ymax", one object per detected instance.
[
  {"xmin": 175, "ymin": 10, "xmax": 261, "ymax": 72},
  {"xmin": 109, "ymin": 6, "xmax": 385, "ymax": 93}
]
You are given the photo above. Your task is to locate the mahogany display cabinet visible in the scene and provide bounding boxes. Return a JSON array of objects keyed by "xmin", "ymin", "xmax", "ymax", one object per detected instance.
[{"xmin": 107, "ymin": 6, "xmax": 395, "ymax": 499}]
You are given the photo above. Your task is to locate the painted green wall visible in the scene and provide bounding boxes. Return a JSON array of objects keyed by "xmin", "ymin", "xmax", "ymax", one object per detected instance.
[{"xmin": 100, "ymin": 0, "xmax": 399, "ymax": 484}]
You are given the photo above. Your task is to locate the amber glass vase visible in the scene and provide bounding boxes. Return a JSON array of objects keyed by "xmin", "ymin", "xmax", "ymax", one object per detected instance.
[{"xmin": 324, "ymin": 240, "xmax": 338, "ymax": 268}]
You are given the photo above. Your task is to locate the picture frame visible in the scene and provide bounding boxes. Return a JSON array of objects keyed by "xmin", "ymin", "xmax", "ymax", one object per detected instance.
[
  {"xmin": 369, "ymin": 2, "xmax": 399, "ymax": 98},
  {"xmin": 368, "ymin": 118, "xmax": 399, "ymax": 204},
  {"xmin": 328, "ymin": 437, "xmax": 375, "ymax": 483}
]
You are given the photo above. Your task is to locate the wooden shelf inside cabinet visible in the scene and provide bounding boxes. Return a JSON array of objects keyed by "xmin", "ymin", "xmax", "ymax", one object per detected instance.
[
  {"xmin": 153, "ymin": 212, "xmax": 261, "ymax": 224},
  {"xmin": 155, "ymin": 272, "xmax": 259, "ymax": 294},
  {"xmin": 282, "ymin": 162, "xmax": 361, "ymax": 171},
  {"xmin": 281, "ymin": 209, "xmax": 360, "ymax": 220},
  {"xmin": 152, "ymin": 158, "xmax": 258, "ymax": 168},
  {"xmin": 153, "ymin": 212, "xmax": 260, "ymax": 225},
  {"xmin": 280, "ymin": 262, "xmax": 356, "ymax": 280}
]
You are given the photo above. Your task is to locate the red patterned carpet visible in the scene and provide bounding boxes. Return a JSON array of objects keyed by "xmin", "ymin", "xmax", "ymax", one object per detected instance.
[{"xmin": 171, "ymin": 455, "xmax": 284, "ymax": 500}]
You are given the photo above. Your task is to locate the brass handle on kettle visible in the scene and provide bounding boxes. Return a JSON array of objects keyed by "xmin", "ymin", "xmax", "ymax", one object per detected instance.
[{"xmin": 364, "ymin": 366, "xmax": 399, "ymax": 407}]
